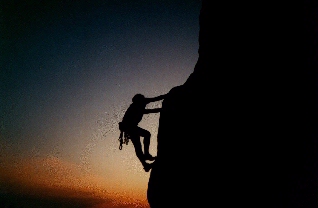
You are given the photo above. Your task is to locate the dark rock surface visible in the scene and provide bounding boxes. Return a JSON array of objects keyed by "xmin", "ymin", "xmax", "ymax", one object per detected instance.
[{"xmin": 147, "ymin": 0, "xmax": 317, "ymax": 207}]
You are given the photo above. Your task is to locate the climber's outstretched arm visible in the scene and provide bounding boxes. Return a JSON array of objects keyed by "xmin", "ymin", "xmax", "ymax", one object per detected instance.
[
  {"xmin": 144, "ymin": 108, "xmax": 161, "ymax": 114},
  {"xmin": 145, "ymin": 94, "xmax": 166, "ymax": 103}
]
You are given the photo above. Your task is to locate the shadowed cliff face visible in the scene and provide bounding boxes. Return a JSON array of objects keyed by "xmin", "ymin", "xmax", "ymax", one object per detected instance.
[
  {"xmin": 146, "ymin": 1, "xmax": 214, "ymax": 207},
  {"xmin": 147, "ymin": 0, "xmax": 317, "ymax": 207}
]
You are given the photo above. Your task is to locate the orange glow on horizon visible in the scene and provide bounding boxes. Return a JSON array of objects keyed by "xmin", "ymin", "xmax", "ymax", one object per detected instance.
[{"xmin": 0, "ymin": 155, "xmax": 150, "ymax": 207}]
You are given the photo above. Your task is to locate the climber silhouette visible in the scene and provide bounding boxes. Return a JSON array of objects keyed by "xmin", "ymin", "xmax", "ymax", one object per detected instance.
[{"xmin": 118, "ymin": 93, "xmax": 166, "ymax": 172}]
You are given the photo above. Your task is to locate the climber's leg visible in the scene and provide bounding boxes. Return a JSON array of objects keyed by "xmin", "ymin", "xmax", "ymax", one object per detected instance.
[{"xmin": 137, "ymin": 127, "xmax": 156, "ymax": 161}]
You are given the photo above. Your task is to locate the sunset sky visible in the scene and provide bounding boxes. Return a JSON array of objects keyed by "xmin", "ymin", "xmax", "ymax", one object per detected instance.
[{"xmin": 1, "ymin": 1, "xmax": 201, "ymax": 207}]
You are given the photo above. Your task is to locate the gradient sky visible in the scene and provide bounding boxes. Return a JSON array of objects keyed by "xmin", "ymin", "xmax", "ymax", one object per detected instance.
[{"xmin": 1, "ymin": 1, "xmax": 201, "ymax": 207}]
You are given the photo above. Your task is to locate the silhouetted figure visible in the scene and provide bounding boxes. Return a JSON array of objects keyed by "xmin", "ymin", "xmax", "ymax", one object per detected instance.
[{"xmin": 118, "ymin": 93, "xmax": 166, "ymax": 172}]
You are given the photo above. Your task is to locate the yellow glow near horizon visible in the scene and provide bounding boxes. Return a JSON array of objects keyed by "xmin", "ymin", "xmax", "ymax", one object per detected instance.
[
  {"xmin": 0, "ymin": 154, "xmax": 150, "ymax": 204},
  {"xmin": 0, "ymin": 105, "xmax": 160, "ymax": 208}
]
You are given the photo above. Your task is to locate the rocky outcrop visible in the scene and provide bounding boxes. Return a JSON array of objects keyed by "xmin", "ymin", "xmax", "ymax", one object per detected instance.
[{"xmin": 147, "ymin": 0, "xmax": 317, "ymax": 207}]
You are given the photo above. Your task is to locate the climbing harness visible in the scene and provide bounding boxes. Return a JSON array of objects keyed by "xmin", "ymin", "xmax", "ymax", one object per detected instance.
[{"xmin": 118, "ymin": 122, "xmax": 129, "ymax": 150}]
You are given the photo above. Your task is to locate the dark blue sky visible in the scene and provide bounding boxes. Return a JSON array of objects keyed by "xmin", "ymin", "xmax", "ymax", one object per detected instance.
[{"xmin": 1, "ymin": 0, "xmax": 201, "ymax": 203}]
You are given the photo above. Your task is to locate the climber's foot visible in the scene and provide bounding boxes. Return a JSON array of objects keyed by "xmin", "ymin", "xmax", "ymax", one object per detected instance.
[
  {"xmin": 144, "ymin": 153, "xmax": 156, "ymax": 161},
  {"xmin": 143, "ymin": 163, "xmax": 153, "ymax": 172}
]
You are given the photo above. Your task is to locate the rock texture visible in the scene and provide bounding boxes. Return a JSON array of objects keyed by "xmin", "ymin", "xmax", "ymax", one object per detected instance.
[{"xmin": 147, "ymin": 0, "xmax": 317, "ymax": 207}]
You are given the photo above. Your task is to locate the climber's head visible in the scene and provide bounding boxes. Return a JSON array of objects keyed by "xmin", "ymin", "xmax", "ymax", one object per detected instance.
[{"xmin": 132, "ymin": 93, "xmax": 145, "ymax": 103}]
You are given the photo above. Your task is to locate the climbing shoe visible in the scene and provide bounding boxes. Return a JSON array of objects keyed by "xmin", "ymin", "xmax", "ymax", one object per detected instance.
[
  {"xmin": 144, "ymin": 154, "xmax": 156, "ymax": 161},
  {"xmin": 143, "ymin": 163, "xmax": 153, "ymax": 172}
]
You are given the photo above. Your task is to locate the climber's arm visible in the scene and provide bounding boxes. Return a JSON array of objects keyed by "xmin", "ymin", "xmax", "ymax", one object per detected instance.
[
  {"xmin": 145, "ymin": 94, "xmax": 167, "ymax": 103},
  {"xmin": 144, "ymin": 108, "xmax": 162, "ymax": 114}
]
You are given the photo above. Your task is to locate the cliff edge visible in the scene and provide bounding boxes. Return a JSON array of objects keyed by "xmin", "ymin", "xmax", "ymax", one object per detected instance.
[{"xmin": 147, "ymin": 1, "xmax": 317, "ymax": 207}]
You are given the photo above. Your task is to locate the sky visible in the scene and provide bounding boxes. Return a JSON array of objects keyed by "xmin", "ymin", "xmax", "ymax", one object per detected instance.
[{"xmin": 1, "ymin": 1, "xmax": 201, "ymax": 207}]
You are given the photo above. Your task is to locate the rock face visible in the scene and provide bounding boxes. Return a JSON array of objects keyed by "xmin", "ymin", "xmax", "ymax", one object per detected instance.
[{"xmin": 147, "ymin": 0, "xmax": 317, "ymax": 207}]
